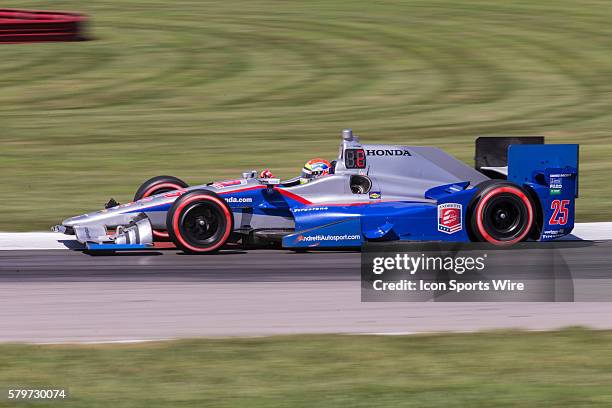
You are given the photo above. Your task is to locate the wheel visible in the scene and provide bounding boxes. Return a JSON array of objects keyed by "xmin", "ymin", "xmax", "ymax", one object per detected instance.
[
  {"xmin": 134, "ymin": 175, "xmax": 188, "ymax": 201},
  {"xmin": 166, "ymin": 189, "xmax": 233, "ymax": 254},
  {"xmin": 134, "ymin": 176, "xmax": 188, "ymax": 240},
  {"xmin": 469, "ymin": 181, "xmax": 535, "ymax": 246}
]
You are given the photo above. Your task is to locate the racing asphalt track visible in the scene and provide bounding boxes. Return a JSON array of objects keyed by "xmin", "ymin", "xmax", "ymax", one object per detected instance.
[{"xmin": 1, "ymin": 223, "xmax": 612, "ymax": 343}]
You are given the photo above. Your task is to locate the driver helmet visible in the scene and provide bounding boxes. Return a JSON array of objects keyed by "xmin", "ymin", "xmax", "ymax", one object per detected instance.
[{"xmin": 300, "ymin": 158, "xmax": 332, "ymax": 184}]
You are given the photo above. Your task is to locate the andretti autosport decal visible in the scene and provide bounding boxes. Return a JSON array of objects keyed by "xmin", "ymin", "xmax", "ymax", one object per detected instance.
[
  {"xmin": 297, "ymin": 233, "xmax": 361, "ymax": 243},
  {"xmin": 438, "ymin": 203, "xmax": 462, "ymax": 234}
]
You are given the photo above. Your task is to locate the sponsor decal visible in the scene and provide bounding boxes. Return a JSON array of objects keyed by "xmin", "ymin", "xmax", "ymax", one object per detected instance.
[
  {"xmin": 549, "ymin": 177, "xmax": 562, "ymax": 195},
  {"xmin": 438, "ymin": 203, "xmax": 462, "ymax": 234},
  {"xmin": 365, "ymin": 149, "xmax": 411, "ymax": 157},
  {"xmin": 212, "ymin": 179, "xmax": 247, "ymax": 189},
  {"xmin": 549, "ymin": 172, "xmax": 574, "ymax": 195},
  {"xmin": 225, "ymin": 197, "xmax": 253, "ymax": 204},
  {"xmin": 163, "ymin": 189, "xmax": 187, "ymax": 198},
  {"xmin": 293, "ymin": 206, "xmax": 328, "ymax": 213},
  {"xmin": 369, "ymin": 192, "xmax": 382, "ymax": 200},
  {"xmin": 542, "ymin": 229, "xmax": 566, "ymax": 239},
  {"xmin": 297, "ymin": 234, "xmax": 361, "ymax": 242}
]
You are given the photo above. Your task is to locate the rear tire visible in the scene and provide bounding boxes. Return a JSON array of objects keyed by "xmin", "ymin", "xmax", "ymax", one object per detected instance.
[
  {"xmin": 166, "ymin": 190, "xmax": 233, "ymax": 254},
  {"xmin": 134, "ymin": 176, "xmax": 188, "ymax": 240},
  {"xmin": 469, "ymin": 181, "xmax": 535, "ymax": 246}
]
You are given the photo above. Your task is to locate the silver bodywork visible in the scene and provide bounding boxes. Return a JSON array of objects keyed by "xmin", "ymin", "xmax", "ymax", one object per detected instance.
[{"xmin": 57, "ymin": 130, "xmax": 489, "ymax": 244}]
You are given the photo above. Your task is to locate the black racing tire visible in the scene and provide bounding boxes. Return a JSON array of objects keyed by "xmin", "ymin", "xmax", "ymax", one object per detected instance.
[
  {"xmin": 134, "ymin": 175, "xmax": 188, "ymax": 201},
  {"xmin": 134, "ymin": 176, "xmax": 189, "ymax": 240},
  {"xmin": 166, "ymin": 189, "xmax": 233, "ymax": 254},
  {"xmin": 468, "ymin": 181, "xmax": 535, "ymax": 246}
]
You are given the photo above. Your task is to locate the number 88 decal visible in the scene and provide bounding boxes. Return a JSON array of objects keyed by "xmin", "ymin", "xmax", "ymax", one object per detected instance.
[{"xmin": 549, "ymin": 199, "xmax": 570, "ymax": 225}]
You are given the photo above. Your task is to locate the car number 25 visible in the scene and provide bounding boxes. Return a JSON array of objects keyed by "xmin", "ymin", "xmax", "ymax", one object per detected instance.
[{"xmin": 549, "ymin": 199, "xmax": 570, "ymax": 225}]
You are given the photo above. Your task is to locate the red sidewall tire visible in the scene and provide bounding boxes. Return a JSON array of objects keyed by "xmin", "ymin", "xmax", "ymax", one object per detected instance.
[
  {"xmin": 471, "ymin": 184, "xmax": 534, "ymax": 246},
  {"xmin": 167, "ymin": 190, "xmax": 233, "ymax": 254},
  {"xmin": 134, "ymin": 176, "xmax": 188, "ymax": 240}
]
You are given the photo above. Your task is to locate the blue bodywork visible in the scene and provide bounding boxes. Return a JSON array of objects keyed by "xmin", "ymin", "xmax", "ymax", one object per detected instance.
[{"xmin": 216, "ymin": 143, "xmax": 578, "ymax": 248}]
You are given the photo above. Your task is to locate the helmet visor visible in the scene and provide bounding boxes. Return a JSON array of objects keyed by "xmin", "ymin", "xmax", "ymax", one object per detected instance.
[{"xmin": 301, "ymin": 168, "xmax": 315, "ymax": 181}]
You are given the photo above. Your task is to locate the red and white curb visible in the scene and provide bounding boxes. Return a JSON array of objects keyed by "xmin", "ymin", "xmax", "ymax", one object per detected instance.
[{"xmin": 0, "ymin": 222, "xmax": 611, "ymax": 250}]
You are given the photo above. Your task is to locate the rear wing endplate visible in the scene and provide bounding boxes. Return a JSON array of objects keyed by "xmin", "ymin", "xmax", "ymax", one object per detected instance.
[{"xmin": 508, "ymin": 144, "xmax": 580, "ymax": 198}]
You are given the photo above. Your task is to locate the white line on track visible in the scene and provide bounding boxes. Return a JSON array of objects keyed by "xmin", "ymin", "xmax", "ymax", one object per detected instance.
[
  {"xmin": 1, "ymin": 222, "xmax": 611, "ymax": 250},
  {"xmin": 24, "ymin": 329, "xmax": 591, "ymax": 344},
  {"xmin": 33, "ymin": 338, "xmax": 174, "ymax": 345}
]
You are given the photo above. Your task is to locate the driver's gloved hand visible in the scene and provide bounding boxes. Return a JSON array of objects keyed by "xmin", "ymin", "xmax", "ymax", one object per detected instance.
[{"xmin": 259, "ymin": 169, "xmax": 274, "ymax": 179}]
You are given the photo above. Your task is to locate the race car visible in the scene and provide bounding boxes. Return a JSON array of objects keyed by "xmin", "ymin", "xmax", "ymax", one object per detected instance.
[{"xmin": 52, "ymin": 129, "xmax": 579, "ymax": 253}]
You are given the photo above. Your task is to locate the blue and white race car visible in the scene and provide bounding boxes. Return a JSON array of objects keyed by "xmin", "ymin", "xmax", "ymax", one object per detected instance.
[{"xmin": 53, "ymin": 129, "xmax": 579, "ymax": 253}]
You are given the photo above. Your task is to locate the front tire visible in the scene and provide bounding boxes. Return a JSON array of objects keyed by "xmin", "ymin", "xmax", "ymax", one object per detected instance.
[
  {"xmin": 134, "ymin": 175, "xmax": 189, "ymax": 240},
  {"xmin": 469, "ymin": 181, "xmax": 535, "ymax": 246},
  {"xmin": 166, "ymin": 189, "xmax": 233, "ymax": 254}
]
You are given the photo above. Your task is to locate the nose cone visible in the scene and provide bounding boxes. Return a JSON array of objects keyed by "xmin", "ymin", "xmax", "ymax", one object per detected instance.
[{"xmin": 62, "ymin": 214, "xmax": 88, "ymax": 227}]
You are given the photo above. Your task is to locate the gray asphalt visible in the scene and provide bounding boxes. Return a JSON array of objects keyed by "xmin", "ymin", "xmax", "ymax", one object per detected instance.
[
  {"xmin": 1, "ymin": 243, "xmax": 612, "ymax": 343},
  {"xmin": 0, "ymin": 248, "xmax": 358, "ymax": 282}
]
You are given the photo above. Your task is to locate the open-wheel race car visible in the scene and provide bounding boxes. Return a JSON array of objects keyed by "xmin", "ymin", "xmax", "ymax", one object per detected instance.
[{"xmin": 53, "ymin": 129, "xmax": 579, "ymax": 253}]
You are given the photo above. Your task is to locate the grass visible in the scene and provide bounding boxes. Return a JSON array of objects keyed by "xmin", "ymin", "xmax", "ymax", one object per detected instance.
[
  {"xmin": 1, "ymin": 329, "xmax": 612, "ymax": 407},
  {"xmin": 1, "ymin": 0, "xmax": 612, "ymax": 230}
]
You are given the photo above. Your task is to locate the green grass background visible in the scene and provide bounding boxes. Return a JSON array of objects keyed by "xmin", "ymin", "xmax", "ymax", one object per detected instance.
[
  {"xmin": 2, "ymin": 0, "xmax": 612, "ymax": 230},
  {"xmin": 1, "ymin": 329, "xmax": 612, "ymax": 407}
]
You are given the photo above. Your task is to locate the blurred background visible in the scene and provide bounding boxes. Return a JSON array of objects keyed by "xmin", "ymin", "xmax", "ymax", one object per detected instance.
[
  {"xmin": 3, "ymin": 3, "xmax": 612, "ymax": 406},
  {"xmin": 1, "ymin": 0, "xmax": 611, "ymax": 230}
]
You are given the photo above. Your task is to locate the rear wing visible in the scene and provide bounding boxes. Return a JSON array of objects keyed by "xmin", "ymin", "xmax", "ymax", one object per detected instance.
[
  {"xmin": 474, "ymin": 136, "xmax": 579, "ymax": 197},
  {"xmin": 475, "ymin": 136, "xmax": 544, "ymax": 178}
]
